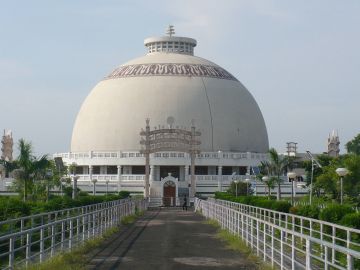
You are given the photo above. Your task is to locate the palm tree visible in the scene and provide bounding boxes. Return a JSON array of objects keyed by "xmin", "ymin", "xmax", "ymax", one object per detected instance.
[
  {"xmin": 258, "ymin": 161, "xmax": 276, "ymax": 198},
  {"xmin": 11, "ymin": 139, "xmax": 50, "ymax": 201},
  {"xmin": 262, "ymin": 148, "xmax": 289, "ymax": 200}
]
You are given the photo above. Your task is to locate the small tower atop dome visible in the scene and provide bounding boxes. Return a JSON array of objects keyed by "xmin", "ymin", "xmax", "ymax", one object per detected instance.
[
  {"xmin": 327, "ymin": 130, "xmax": 340, "ymax": 157},
  {"xmin": 144, "ymin": 26, "xmax": 197, "ymax": 55},
  {"xmin": 166, "ymin": 25, "xmax": 175, "ymax": 37}
]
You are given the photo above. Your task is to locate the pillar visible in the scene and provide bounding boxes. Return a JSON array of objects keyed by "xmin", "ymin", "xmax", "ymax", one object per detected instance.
[
  {"xmin": 190, "ymin": 154, "xmax": 196, "ymax": 198},
  {"xmin": 150, "ymin": 165, "xmax": 155, "ymax": 182},
  {"xmin": 218, "ymin": 166, "xmax": 223, "ymax": 192},
  {"xmin": 117, "ymin": 165, "xmax": 122, "ymax": 191},
  {"xmin": 184, "ymin": 165, "xmax": 189, "ymax": 183},
  {"xmin": 89, "ymin": 165, "xmax": 93, "ymax": 182},
  {"xmin": 218, "ymin": 166, "xmax": 222, "ymax": 192}
]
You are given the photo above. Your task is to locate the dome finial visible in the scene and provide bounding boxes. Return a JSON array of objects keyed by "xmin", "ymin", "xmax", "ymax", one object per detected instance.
[{"xmin": 166, "ymin": 25, "xmax": 175, "ymax": 37}]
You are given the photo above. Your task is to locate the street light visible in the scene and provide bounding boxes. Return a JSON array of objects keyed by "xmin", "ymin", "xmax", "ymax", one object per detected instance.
[
  {"xmin": 306, "ymin": 151, "xmax": 322, "ymax": 205},
  {"xmin": 105, "ymin": 179, "xmax": 110, "ymax": 195},
  {"xmin": 336, "ymin": 168, "xmax": 348, "ymax": 204},
  {"xmin": 262, "ymin": 176, "xmax": 270, "ymax": 198},
  {"xmin": 60, "ymin": 177, "xmax": 67, "ymax": 196},
  {"xmin": 217, "ymin": 150, "xmax": 222, "ymax": 192},
  {"xmin": 234, "ymin": 179, "xmax": 239, "ymax": 197},
  {"xmin": 287, "ymin": 172, "xmax": 297, "ymax": 205},
  {"xmin": 92, "ymin": 179, "xmax": 97, "ymax": 196},
  {"xmin": 245, "ymin": 177, "xmax": 250, "ymax": 196},
  {"xmin": 70, "ymin": 162, "xmax": 78, "ymax": 199},
  {"xmin": 72, "ymin": 175, "xmax": 79, "ymax": 199}
]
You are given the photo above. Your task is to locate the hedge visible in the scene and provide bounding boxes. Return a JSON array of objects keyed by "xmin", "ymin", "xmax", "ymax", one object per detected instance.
[
  {"xmin": 0, "ymin": 191, "xmax": 131, "ymax": 220},
  {"xmin": 214, "ymin": 192, "xmax": 359, "ymax": 227}
]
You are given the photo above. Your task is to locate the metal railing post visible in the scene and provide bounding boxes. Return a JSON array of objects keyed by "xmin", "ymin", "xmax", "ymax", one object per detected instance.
[
  {"xmin": 306, "ymin": 239, "xmax": 311, "ymax": 269},
  {"xmin": 9, "ymin": 237, "xmax": 14, "ymax": 269},
  {"xmin": 40, "ymin": 228, "xmax": 44, "ymax": 263}
]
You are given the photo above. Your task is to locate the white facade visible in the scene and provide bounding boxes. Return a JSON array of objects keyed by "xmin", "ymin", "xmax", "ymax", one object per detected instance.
[{"xmin": 56, "ymin": 30, "xmax": 281, "ymax": 202}]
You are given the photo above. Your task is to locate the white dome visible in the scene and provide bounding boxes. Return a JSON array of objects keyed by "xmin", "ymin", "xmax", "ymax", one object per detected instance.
[{"xmin": 71, "ymin": 35, "xmax": 268, "ymax": 153}]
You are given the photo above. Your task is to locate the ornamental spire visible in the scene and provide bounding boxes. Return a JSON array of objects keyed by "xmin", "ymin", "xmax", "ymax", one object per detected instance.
[{"xmin": 166, "ymin": 25, "xmax": 175, "ymax": 37}]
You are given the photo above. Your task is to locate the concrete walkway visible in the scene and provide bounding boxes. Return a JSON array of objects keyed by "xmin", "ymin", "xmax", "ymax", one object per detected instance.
[{"xmin": 86, "ymin": 208, "xmax": 257, "ymax": 270}]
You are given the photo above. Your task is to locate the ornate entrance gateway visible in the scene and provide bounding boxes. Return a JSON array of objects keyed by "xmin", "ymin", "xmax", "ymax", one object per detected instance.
[
  {"xmin": 163, "ymin": 181, "xmax": 176, "ymax": 206},
  {"xmin": 140, "ymin": 118, "xmax": 201, "ymax": 199}
]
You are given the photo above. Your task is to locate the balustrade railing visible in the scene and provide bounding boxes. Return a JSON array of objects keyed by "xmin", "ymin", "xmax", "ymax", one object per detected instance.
[
  {"xmin": 195, "ymin": 198, "xmax": 360, "ymax": 270},
  {"xmin": 0, "ymin": 198, "xmax": 148, "ymax": 269},
  {"xmin": 54, "ymin": 151, "xmax": 268, "ymax": 161}
]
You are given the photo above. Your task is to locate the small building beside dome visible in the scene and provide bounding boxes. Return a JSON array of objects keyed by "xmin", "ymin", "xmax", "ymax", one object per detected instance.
[{"xmin": 54, "ymin": 28, "xmax": 275, "ymax": 205}]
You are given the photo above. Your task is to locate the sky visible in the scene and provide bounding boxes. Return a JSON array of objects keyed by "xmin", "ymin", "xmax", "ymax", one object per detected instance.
[{"xmin": 0, "ymin": 0, "xmax": 359, "ymax": 156}]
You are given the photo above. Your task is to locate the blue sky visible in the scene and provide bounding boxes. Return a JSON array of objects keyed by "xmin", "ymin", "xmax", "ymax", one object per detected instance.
[{"xmin": 1, "ymin": 0, "xmax": 359, "ymax": 156}]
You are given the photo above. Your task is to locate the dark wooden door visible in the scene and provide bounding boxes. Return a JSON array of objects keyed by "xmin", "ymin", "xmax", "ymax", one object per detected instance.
[{"xmin": 163, "ymin": 181, "xmax": 176, "ymax": 206}]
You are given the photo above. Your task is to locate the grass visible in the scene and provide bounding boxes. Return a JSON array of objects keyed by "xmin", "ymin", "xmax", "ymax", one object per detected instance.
[
  {"xmin": 204, "ymin": 219, "xmax": 274, "ymax": 270},
  {"xmin": 19, "ymin": 211, "xmax": 144, "ymax": 270}
]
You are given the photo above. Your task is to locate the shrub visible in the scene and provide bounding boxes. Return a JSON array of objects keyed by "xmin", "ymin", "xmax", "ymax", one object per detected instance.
[
  {"xmin": 118, "ymin": 191, "xmax": 131, "ymax": 199},
  {"xmin": 0, "ymin": 197, "xmax": 31, "ymax": 219},
  {"xmin": 340, "ymin": 212, "xmax": 360, "ymax": 229},
  {"xmin": 271, "ymin": 201, "xmax": 291, "ymax": 213},
  {"xmin": 319, "ymin": 204, "xmax": 355, "ymax": 223},
  {"xmin": 296, "ymin": 205, "xmax": 320, "ymax": 219},
  {"xmin": 289, "ymin": 206, "xmax": 298, "ymax": 215},
  {"xmin": 78, "ymin": 191, "xmax": 89, "ymax": 196}
]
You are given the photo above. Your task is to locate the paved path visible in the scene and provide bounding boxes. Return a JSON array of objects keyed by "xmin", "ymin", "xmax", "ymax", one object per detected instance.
[{"xmin": 86, "ymin": 208, "xmax": 257, "ymax": 270}]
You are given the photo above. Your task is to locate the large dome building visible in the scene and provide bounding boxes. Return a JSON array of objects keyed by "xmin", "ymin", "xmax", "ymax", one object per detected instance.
[{"xmin": 55, "ymin": 28, "xmax": 269, "ymax": 204}]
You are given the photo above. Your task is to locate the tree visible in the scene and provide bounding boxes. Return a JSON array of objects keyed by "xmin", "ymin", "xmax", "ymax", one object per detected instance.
[
  {"xmin": 258, "ymin": 162, "xmax": 276, "ymax": 198},
  {"xmin": 261, "ymin": 148, "xmax": 289, "ymax": 200},
  {"xmin": 346, "ymin": 133, "xmax": 360, "ymax": 155},
  {"xmin": 10, "ymin": 139, "xmax": 50, "ymax": 202}
]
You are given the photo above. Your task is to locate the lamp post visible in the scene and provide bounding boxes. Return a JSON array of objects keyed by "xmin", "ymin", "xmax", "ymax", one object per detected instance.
[
  {"xmin": 92, "ymin": 179, "xmax": 97, "ymax": 196},
  {"xmin": 60, "ymin": 177, "xmax": 67, "ymax": 196},
  {"xmin": 70, "ymin": 162, "xmax": 78, "ymax": 199},
  {"xmin": 287, "ymin": 172, "xmax": 297, "ymax": 205},
  {"xmin": 234, "ymin": 179, "xmax": 239, "ymax": 197},
  {"xmin": 72, "ymin": 175, "xmax": 79, "ymax": 199},
  {"xmin": 45, "ymin": 169, "xmax": 53, "ymax": 202},
  {"xmin": 105, "ymin": 179, "xmax": 110, "ymax": 195},
  {"xmin": 217, "ymin": 150, "xmax": 222, "ymax": 192},
  {"xmin": 336, "ymin": 168, "xmax": 348, "ymax": 204},
  {"xmin": 306, "ymin": 151, "xmax": 322, "ymax": 205},
  {"xmin": 262, "ymin": 176, "xmax": 270, "ymax": 198},
  {"xmin": 245, "ymin": 177, "xmax": 250, "ymax": 196}
]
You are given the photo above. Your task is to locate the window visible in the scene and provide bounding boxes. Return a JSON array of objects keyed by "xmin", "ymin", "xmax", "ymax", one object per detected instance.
[
  {"xmin": 195, "ymin": 166, "xmax": 208, "ymax": 175},
  {"xmin": 93, "ymin": 166, "xmax": 100, "ymax": 174},
  {"xmin": 132, "ymin": 166, "xmax": 145, "ymax": 175},
  {"xmin": 107, "ymin": 166, "xmax": 118, "ymax": 174}
]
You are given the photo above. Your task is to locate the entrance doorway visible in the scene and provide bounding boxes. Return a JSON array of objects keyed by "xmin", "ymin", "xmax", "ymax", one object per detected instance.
[{"xmin": 163, "ymin": 181, "xmax": 176, "ymax": 206}]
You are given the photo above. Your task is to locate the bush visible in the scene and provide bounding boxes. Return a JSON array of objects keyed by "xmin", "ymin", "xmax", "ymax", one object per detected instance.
[
  {"xmin": 214, "ymin": 192, "xmax": 291, "ymax": 213},
  {"xmin": 289, "ymin": 206, "xmax": 298, "ymax": 215},
  {"xmin": 78, "ymin": 191, "xmax": 89, "ymax": 196},
  {"xmin": 319, "ymin": 204, "xmax": 355, "ymax": 223},
  {"xmin": 296, "ymin": 205, "xmax": 320, "ymax": 219},
  {"xmin": 118, "ymin": 191, "xmax": 130, "ymax": 199},
  {"xmin": 0, "ymin": 197, "xmax": 31, "ymax": 220},
  {"xmin": 340, "ymin": 212, "xmax": 360, "ymax": 229},
  {"xmin": 271, "ymin": 201, "xmax": 291, "ymax": 213}
]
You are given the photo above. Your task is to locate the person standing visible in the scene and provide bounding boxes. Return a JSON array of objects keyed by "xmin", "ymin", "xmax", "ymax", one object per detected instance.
[{"xmin": 182, "ymin": 196, "xmax": 187, "ymax": 211}]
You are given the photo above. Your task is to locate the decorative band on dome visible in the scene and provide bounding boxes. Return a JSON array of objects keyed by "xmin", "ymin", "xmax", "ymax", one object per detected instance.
[{"xmin": 103, "ymin": 63, "xmax": 238, "ymax": 81}]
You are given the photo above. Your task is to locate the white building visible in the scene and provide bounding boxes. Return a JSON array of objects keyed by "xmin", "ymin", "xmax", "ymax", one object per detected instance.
[{"xmin": 54, "ymin": 28, "xmax": 304, "ymax": 203}]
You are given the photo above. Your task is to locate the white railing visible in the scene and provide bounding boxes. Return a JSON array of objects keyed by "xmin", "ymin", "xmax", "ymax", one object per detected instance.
[
  {"xmin": 195, "ymin": 198, "xmax": 360, "ymax": 270},
  {"xmin": 0, "ymin": 198, "xmax": 148, "ymax": 269},
  {"xmin": 121, "ymin": 175, "xmax": 145, "ymax": 181},
  {"xmin": 54, "ymin": 151, "xmax": 268, "ymax": 161},
  {"xmin": 195, "ymin": 175, "xmax": 258, "ymax": 181}
]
